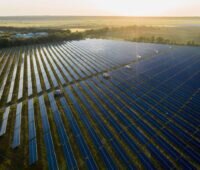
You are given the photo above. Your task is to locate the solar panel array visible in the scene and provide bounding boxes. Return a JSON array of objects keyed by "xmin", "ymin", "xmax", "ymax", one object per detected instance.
[{"xmin": 0, "ymin": 39, "xmax": 199, "ymax": 169}]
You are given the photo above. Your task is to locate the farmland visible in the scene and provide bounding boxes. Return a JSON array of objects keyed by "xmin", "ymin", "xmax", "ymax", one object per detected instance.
[
  {"xmin": 0, "ymin": 39, "xmax": 199, "ymax": 169},
  {"xmin": 0, "ymin": 16, "xmax": 200, "ymax": 29}
]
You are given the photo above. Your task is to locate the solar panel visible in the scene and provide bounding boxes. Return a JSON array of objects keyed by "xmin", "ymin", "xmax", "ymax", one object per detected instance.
[
  {"xmin": 0, "ymin": 107, "xmax": 10, "ymax": 136},
  {"xmin": 32, "ymin": 48, "xmax": 42, "ymax": 93},
  {"xmin": 16, "ymin": 102, "xmax": 22, "ymax": 115},
  {"xmin": 44, "ymin": 132, "xmax": 59, "ymax": 170},
  {"xmin": 12, "ymin": 128, "xmax": 21, "ymax": 149},
  {"xmin": 14, "ymin": 114, "xmax": 21, "ymax": 129},
  {"xmin": 27, "ymin": 50, "xmax": 33, "ymax": 96},
  {"xmin": 11, "ymin": 103, "xmax": 21, "ymax": 147},
  {"xmin": 0, "ymin": 119, "xmax": 8, "ymax": 136},
  {"xmin": 18, "ymin": 52, "xmax": 25, "ymax": 100},
  {"xmin": 29, "ymin": 138, "xmax": 38, "ymax": 165}
]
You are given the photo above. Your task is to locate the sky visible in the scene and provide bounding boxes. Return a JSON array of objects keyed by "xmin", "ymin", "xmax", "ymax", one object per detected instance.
[{"xmin": 0, "ymin": 0, "xmax": 200, "ymax": 16}]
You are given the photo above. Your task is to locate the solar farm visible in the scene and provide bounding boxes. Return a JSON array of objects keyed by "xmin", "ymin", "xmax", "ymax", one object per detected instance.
[{"xmin": 0, "ymin": 39, "xmax": 199, "ymax": 169}]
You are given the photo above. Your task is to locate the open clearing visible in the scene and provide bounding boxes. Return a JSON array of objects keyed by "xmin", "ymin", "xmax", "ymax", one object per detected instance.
[{"xmin": 0, "ymin": 39, "xmax": 199, "ymax": 169}]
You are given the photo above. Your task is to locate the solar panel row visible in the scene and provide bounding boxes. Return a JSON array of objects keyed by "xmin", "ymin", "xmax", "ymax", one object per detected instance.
[
  {"xmin": 12, "ymin": 102, "xmax": 22, "ymax": 148},
  {"xmin": 32, "ymin": 48, "xmax": 42, "ymax": 93},
  {"xmin": 0, "ymin": 107, "xmax": 10, "ymax": 136},
  {"xmin": 38, "ymin": 95, "xmax": 58, "ymax": 170},
  {"xmin": 27, "ymin": 50, "xmax": 33, "ymax": 97},
  {"xmin": 18, "ymin": 52, "xmax": 25, "ymax": 100},
  {"xmin": 28, "ymin": 99, "xmax": 38, "ymax": 165},
  {"xmin": 7, "ymin": 51, "xmax": 20, "ymax": 103}
]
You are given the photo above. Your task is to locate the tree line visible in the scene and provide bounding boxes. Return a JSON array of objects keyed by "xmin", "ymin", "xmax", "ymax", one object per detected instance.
[{"xmin": 0, "ymin": 29, "xmax": 84, "ymax": 48}]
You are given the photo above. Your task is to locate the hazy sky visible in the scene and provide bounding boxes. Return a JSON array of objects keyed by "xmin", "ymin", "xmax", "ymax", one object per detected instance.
[{"xmin": 0, "ymin": 0, "xmax": 199, "ymax": 16}]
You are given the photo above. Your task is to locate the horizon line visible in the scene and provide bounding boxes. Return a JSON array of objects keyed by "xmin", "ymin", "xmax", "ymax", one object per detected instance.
[{"xmin": 0, "ymin": 15, "xmax": 199, "ymax": 18}]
